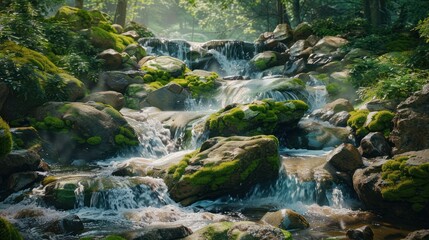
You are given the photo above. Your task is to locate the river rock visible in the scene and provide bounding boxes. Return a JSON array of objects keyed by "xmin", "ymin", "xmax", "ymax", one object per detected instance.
[
  {"xmin": 289, "ymin": 40, "xmax": 311, "ymax": 58},
  {"xmin": 326, "ymin": 143, "xmax": 363, "ymax": 173},
  {"xmin": 111, "ymin": 24, "xmax": 123, "ymax": 34},
  {"xmin": 45, "ymin": 215, "xmax": 84, "ymax": 234},
  {"xmin": 284, "ymin": 58, "xmax": 307, "ymax": 76},
  {"xmin": 206, "ymin": 99, "xmax": 308, "ymax": 138},
  {"xmin": 122, "ymin": 224, "xmax": 192, "ymax": 240},
  {"xmin": 390, "ymin": 84, "xmax": 429, "ymax": 154},
  {"xmin": 142, "ymin": 56, "xmax": 186, "ymax": 78},
  {"xmin": 122, "ymin": 30, "xmax": 139, "ymax": 40},
  {"xmin": 183, "ymin": 221, "xmax": 292, "ymax": 240},
  {"xmin": 261, "ymin": 209, "xmax": 310, "ymax": 230},
  {"xmin": 346, "ymin": 225, "xmax": 374, "ymax": 240},
  {"xmin": 404, "ymin": 229, "xmax": 429, "ymax": 240},
  {"xmin": 359, "ymin": 132, "xmax": 391, "ymax": 158},
  {"xmin": 100, "ymin": 70, "xmax": 144, "ymax": 93},
  {"xmin": 293, "ymin": 22, "xmax": 313, "ymax": 41},
  {"xmin": 273, "ymin": 23, "xmax": 293, "ymax": 43},
  {"xmin": 7, "ymin": 171, "xmax": 41, "ymax": 192},
  {"xmin": 0, "ymin": 148, "xmax": 42, "ymax": 177},
  {"xmin": 353, "ymin": 150, "xmax": 429, "ymax": 225},
  {"xmin": 32, "ymin": 101, "xmax": 138, "ymax": 163},
  {"xmin": 98, "ymin": 49, "xmax": 122, "ymax": 70},
  {"xmin": 123, "ymin": 43, "xmax": 146, "ymax": 61},
  {"xmin": 82, "ymin": 91, "xmax": 125, "ymax": 110},
  {"xmin": 249, "ymin": 51, "xmax": 282, "ymax": 71},
  {"xmin": 287, "ymin": 119, "xmax": 352, "ymax": 150},
  {"xmin": 311, "ymin": 98, "xmax": 354, "ymax": 124},
  {"xmin": 329, "ymin": 111, "xmax": 351, "ymax": 127},
  {"xmin": 359, "ymin": 99, "xmax": 396, "ymax": 112},
  {"xmin": 141, "ymin": 83, "xmax": 190, "ymax": 111},
  {"xmin": 166, "ymin": 135, "xmax": 281, "ymax": 205},
  {"xmin": 343, "ymin": 48, "xmax": 372, "ymax": 62},
  {"xmin": 313, "ymin": 36, "xmax": 348, "ymax": 55}
]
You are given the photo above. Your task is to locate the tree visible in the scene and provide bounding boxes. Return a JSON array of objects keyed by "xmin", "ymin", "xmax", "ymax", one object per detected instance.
[
  {"xmin": 75, "ymin": 0, "xmax": 83, "ymax": 8},
  {"xmin": 363, "ymin": 0, "xmax": 388, "ymax": 27},
  {"xmin": 114, "ymin": 0, "xmax": 127, "ymax": 27}
]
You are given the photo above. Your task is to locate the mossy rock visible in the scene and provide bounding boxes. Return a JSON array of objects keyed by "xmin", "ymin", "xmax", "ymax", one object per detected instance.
[
  {"xmin": 167, "ymin": 135, "xmax": 280, "ymax": 205},
  {"xmin": 367, "ymin": 110, "xmax": 394, "ymax": 135},
  {"xmin": 90, "ymin": 27, "xmax": 135, "ymax": 51},
  {"xmin": 250, "ymin": 51, "xmax": 280, "ymax": 71},
  {"xmin": 183, "ymin": 221, "xmax": 292, "ymax": 240},
  {"xmin": 141, "ymin": 56, "xmax": 187, "ymax": 78},
  {"xmin": 206, "ymin": 99, "xmax": 309, "ymax": 138},
  {"xmin": 31, "ymin": 102, "xmax": 138, "ymax": 163},
  {"xmin": 54, "ymin": 6, "xmax": 108, "ymax": 31},
  {"xmin": 172, "ymin": 71, "xmax": 221, "ymax": 98},
  {"xmin": 0, "ymin": 41, "xmax": 86, "ymax": 120},
  {"xmin": 0, "ymin": 118, "xmax": 13, "ymax": 158},
  {"xmin": 381, "ymin": 151, "xmax": 429, "ymax": 212},
  {"xmin": 0, "ymin": 217, "xmax": 23, "ymax": 240},
  {"xmin": 348, "ymin": 110, "xmax": 394, "ymax": 138}
]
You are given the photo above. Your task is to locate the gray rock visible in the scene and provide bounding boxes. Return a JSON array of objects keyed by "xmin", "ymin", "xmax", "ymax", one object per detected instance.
[
  {"xmin": 313, "ymin": 36, "xmax": 348, "ymax": 54},
  {"xmin": 346, "ymin": 225, "xmax": 374, "ymax": 240},
  {"xmin": 82, "ymin": 91, "xmax": 125, "ymax": 110},
  {"xmin": 326, "ymin": 143, "xmax": 363, "ymax": 173},
  {"xmin": 404, "ymin": 229, "xmax": 429, "ymax": 240},
  {"xmin": 100, "ymin": 70, "xmax": 144, "ymax": 93},
  {"xmin": 329, "ymin": 111, "xmax": 351, "ymax": 127},
  {"xmin": 142, "ymin": 83, "xmax": 190, "ymax": 111},
  {"xmin": 98, "ymin": 49, "xmax": 122, "ymax": 70},
  {"xmin": 122, "ymin": 224, "xmax": 192, "ymax": 240},
  {"xmin": 7, "ymin": 171, "xmax": 41, "ymax": 192},
  {"xmin": 142, "ymin": 56, "xmax": 186, "ymax": 78},
  {"xmin": 359, "ymin": 99, "xmax": 397, "ymax": 112},
  {"xmin": 45, "ymin": 215, "xmax": 84, "ymax": 234},
  {"xmin": 359, "ymin": 132, "xmax": 391, "ymax": 158},
  {"xmin": 0, "ymin": 148, "xmax": 42, "ymax": 177},
  {"xmin": 390, "ymin": 84, "xmax": 429, "ymax": 154}
]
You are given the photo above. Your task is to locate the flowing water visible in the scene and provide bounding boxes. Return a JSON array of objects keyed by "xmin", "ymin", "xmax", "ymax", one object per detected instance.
[{"xmin": 0, "ymin": 39, "xmax": 413, "ymax": 239}]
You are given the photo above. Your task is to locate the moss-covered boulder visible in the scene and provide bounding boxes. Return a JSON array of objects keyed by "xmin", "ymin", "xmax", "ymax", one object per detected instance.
[
  {"xmin": 54, "ymin": 6, "xmax": 107, "ymax": 30},
  {"xmin": 90, "ymin": 27, "xmax": 135, "ymax": 51},
  {"xmin": 123, "ymin": 44, "xmax": 146, "ymax": 61},
  {"xmin": 43, "ymin": 175, "xmax": 155, "ymax": 210},
  {"xmin": 249, "ymin": 51, "xmax": 282, "ymax": 71},
  {"xmin": 82, "ymin": 91, "xmax": 125, "ymax": 111},
  {"xmin": 142, "ymin": 56, "xmax": 187, "ymax": 78},
  {"xmin": 0, "ymin": 118, "xmax": 12, "ymax": 159},
  {"xmin": 206, "ymin": 99, "xmax": 308, "ymax": 138},
  {"xmin": 347, "ymin": 110, "xmax": 395, "ymax": 139},
  {"xmin": 174, "ymin": 70, "xmax": 221, "ymax": 98},
  {"xmin": 183, "ymin": 221, "xmax": 292, "ymax": 240},
  {"xmin": 166, "ymin": 135, "xmax": 281, "ymax": 205},
  {"xmin": 353, "ymin": 149, "xmax": 429, "ymax": 225},
  {"xmin": 293, "ymin": 22, "xmax": 313, "ymax": 41},
  {"xmin": 31, "ymin": 102, "xmax": 138, "ymax": 163},
  {"xmin": 0, "ymin": 217, "xmax": 23, "ymax": 240},
  {"xmin": 0, "ymin": 41, "xmax": 86, "ymax": 120}
]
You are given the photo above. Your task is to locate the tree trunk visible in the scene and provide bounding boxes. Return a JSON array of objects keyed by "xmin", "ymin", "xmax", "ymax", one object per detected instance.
[
  {"xmin": 75, "ymin": 0, "xmax": 83, "ymax": 9},
  {"xmin": 114, "ymin": 0, "xmax": 127, "ymax": 27},
  {"xmin": 364, "ymin": 0, "xmax": 388, "ymax": 28},
  {"xmin": 277, "ymin": 0, "xmax": 284, "ymax": 24},
  {"xmin": 292, "ymin": 0, "xmax": 301, "ymax": 26}
]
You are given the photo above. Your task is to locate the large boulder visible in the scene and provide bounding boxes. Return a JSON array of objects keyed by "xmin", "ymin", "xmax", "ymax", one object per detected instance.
[
  {"xmin": 44, "ymin": 215, "xmax": 84, "ymax": 234},
  {"xmin": 123, "ymin": 43, "xmax": 147, "ymax": 61},
  {"xmin": 390, "ymin": 84, "xmax": 429, "ymax": 154},
  {"xmin": 359, "ymin": 132, "xmax": 391, "ymax": 158},
  {"xmin": 82, "ymin": 91, "xmax": 125, "ymax": 110},
  {"xmin": 289, "ymin": 40, "xmax": 312, "ymax": 58},
  {"xmin": 273, "ymin": 24, "xmax": 293, "ymax": 43},
  {"xmin": 326, "ymin": 143, "xmax": 363, "ymax": 173},
  {"xmin": 404, "ymin": 230, "xmax": 429, "ymax": 240},
  {"xmin": 311, "ymin": 98, "xmax": 354, "ymax": 126},
  {"xmin": 183, "ymin": 221, "xmax": 292, "ymax": 240},
  {"xmin": 0, "ymin": 148, "xmax": 42, "ymax": 178},
  {"xmin": 206, "ymin": 99, "xmax": 309, "ymax": 138},
  {"xmin": 293, "ymin": 22, "xmax": 313, "ymax": 41},
  {"xmin": 141, "ymin": 83, "xmax": 190, "ymax": 111},
  {"xmin": 249, "ymin": 51, "xmax": 282, "ymax": 71},
  {"xmin": 98, "ymin": 49, "xmax": 122, "ymax": 70},
  {"xmin": 261, "ymin": 209, "xmax": 310, "ymax": 230},
  {"xmin": 142, "ymin": 56, "xmax": 186, "ymax": 78},
  {"xmin": 353, "ymin": 150, "xmax": 429, "ymax": 225},
  {"xmin": 31, "ymin": 102, "xmax": 138, "ymax": 163},
  {"xmin": 313, "ymin": 36, "xmax": 348, "ymax": 54},
  {"xmin": 166, "ymin": 135, "xmax": 281, "ymax": 205}
]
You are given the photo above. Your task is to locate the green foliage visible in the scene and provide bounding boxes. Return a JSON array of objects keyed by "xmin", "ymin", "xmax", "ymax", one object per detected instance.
[
  {"xmin": 44, "ymin": 74, "xmax": 68, "ymax": 101},
  {"xmin": 349, "ymin": 58, "xmax": 393, "ymax": 88},
  {"xmin": 415, "ymin": 16, "xmax": 429, "ymax": 42},
  {"xmin": 103, "ymin": 235, "xmax": 126, "ymax": 240},
  {"xmin": 0, "ymin": 217, "xmax": 23, "ymax": 240},
  {"xmin": 90, "ymin": 26, "xmax": 135, "ymax": 51},
  {"xmin": 381, "ymin": 156, "xmax": 429, "ymax": 212},
  {"xmin": 0, "ymin": 118, "xmax": 13, "ymax": 158},
  {"xmin": 312, "ymin": 17, "xmax": 368, "ymax": 37},
  {"xmin": 375, "ymin": 74, "xmax": 428, "ymax": 101},
  {"xmin": 87, "ymin": 136, "xmax": 102, "ymax": 145}
]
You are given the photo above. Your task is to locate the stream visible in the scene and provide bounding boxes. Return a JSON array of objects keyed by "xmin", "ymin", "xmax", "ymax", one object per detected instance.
[{"xmin": 0, "ymin": 39, "xmax": 414, "ymax": 239}]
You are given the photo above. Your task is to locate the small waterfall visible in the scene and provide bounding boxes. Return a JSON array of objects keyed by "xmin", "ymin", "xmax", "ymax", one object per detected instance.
[
  {"xmin": 305, "ymin": 76, "xmax": 328, "ymax": 111},
  {"xmin": 205, "ymin": 49, "xmax": 249, "ymax": 77},
  {"xmin": 74, "ymin": 182, "xmax": 85, "ymax": 209}
]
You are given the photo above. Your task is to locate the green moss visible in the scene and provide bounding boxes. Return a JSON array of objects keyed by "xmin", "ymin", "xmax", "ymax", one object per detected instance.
[
  {"xmin": 281, "ymin": 229, "xmax": 293, "ymax": 240},
  {"xmin": 347, "ymin": 110, "xmax": 369, "ymax": 137},
  {"xmin": 53, "ymin": 183, "xmax": 78, "ymax": 210},
  {"xmin": 367, "ymin": 110, "xmax": 394, "ymax": 135},
  {"xmin": 114, "ymin": 127, "xmax": 139, "ymax": 147},
  {"xmin": 240, "ymin": 161, "xmax": 259, "ymax": 180},
  {"xmin": 90, "ymin": 27, "xmax": 135, "ymax": 51},
  {"xmin": 0, "ymin": 41, "xmax": 60, "ymax": 74},
  {"xmin": 0, "ymin": 118, "xmax": 13, "ymax": 158},
  {"xmin": 143, "ymin": 74, "xmax": 154, "ymax": 82},
  {"xmin": 87, "ymin": 136, "xmax": 102, "ymax": 145},
  {"xmin": 168, "ymin": 151, "xmax": 198, "ymax": 180},
  {"xmin": 183, "ymin": 160, "xmax": 240, "ymax": 190},
  {"xmin": 44, "ymin": 116, "xmax": 65, "ymax": 129},
  {"xmin": 381, "ymin": 155, "xmax": 429, "ymax": 212},
  {"xmin": 0, "ymin": 217, "xmax": 23, "ymax": 240},
  {"xmin": 288, "ymin": 100, "xmax": 310, "ymax": 111},
  {"xmin": 42, "ymin": 176, "xmax": 59, "ymax": 186}
]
